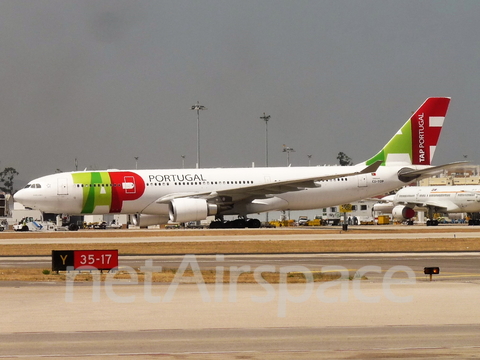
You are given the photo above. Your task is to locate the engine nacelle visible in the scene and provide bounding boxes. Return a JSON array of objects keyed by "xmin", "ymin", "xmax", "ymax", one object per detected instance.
[
  {"xmin": 372, "ymin": 202, "xmax": 394, "ymax": 213},
  {"xmin": 132, "ymin": 214, "xmax": 169, "ymax": 228},
  {"xmin": 169, "ymin": 198, "xmax": 218, "ymax": 223},
  {"xmin": 392, "ymin": 205, "xmax": 415, "ymax": 220}
]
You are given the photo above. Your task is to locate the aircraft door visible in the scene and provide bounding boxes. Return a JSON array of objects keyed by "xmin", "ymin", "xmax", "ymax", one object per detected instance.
[
  {"xmin": 123, "ymin": 176, "xmax": 136, "ymax": 194},
  {"xmin": 57, "ymin": 178, "xmax": 68, "ymax": 195},
  {"xmin": 357, "ymin": 175, "xmax": 368, "ymax": 188}
]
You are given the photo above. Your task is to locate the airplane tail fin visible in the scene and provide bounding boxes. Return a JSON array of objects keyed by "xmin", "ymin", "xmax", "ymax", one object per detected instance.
[{"xmin": 365, "ymin": 97, "xmax": 451, "ymax": 166}]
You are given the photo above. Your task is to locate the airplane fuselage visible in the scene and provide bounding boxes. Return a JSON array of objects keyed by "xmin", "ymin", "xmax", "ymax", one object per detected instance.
[
  {"xmin": 14, "ymin": 97, "xmax": 454, "ymax": 227},
  {"xmin": 393, "ymin": 186, "xmax": 480, "ymax": 213},
  {"xmin": 15, "ymin": 164, "xmax": 418, "ymax": 221}
]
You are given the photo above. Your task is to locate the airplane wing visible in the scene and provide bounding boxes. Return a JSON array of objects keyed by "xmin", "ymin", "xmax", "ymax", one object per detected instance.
[
  {"xmin": 397, "ymin": 161, "xmax": 468, "ymax": 183},
  {"xmin": 156, "ymin": 160, "xmax": 382, "ymax": 204},
  {"xmin": 394, "ymin": 199, "xmax": 462, "ymax": 213}
]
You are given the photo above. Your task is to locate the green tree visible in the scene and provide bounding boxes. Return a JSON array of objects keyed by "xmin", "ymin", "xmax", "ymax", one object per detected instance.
[
  {"xmin": 337, "ymin": 152, "xmax": 353, "ymax": 166},
  {"xmin": 0, "ymin": 167, "xmax": 19, "ymax": 194}
]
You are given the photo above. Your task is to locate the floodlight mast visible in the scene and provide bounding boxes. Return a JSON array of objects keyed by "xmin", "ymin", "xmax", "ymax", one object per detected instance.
[
  {"xmin": 260, "ymin": 113, "xmax": 271, "ymax": 167},
  {"xmin": 282, "ymin": 144, "xmax": 295, "ymax": 166},
  {"xmin": 191, "ymin": 101, "xmax": 206, "ymax": 168}
]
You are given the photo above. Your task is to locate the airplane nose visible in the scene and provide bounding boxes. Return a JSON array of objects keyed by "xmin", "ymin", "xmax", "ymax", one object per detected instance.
[{"xmin": 13, "ymin": 189, "xmax": 28, "ymax": 206}]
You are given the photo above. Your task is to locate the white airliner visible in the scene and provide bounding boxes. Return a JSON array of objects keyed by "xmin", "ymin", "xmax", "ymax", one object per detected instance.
[
  {"xmin": 378, "ymin": 185, "xmax": 480, "ymax": 226},
  {"xmin": 15, "ymin": 97, "xmax": 461, "ymax": 229}
]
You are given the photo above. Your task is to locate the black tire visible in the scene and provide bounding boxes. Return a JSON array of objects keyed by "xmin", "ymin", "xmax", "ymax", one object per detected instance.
[
  {"xmin": 229, "ymin": 219, "xmax": 246, "ymax": 228},
  {"xmin": 209, "ymin": 221, "xmax": 223, "ymax": 229},
  {"xmin": 68, "ymin": 223, "xmax": 79, "ymax": 231},
  {"xmin": 246, "ymin": 219, "xmax": 261, "ymax": 228}
]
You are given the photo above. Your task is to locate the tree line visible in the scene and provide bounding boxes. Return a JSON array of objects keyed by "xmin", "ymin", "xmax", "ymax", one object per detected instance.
[{"xmin": 0, "ymin": 167, "xmax": 19, "ymax": 194}]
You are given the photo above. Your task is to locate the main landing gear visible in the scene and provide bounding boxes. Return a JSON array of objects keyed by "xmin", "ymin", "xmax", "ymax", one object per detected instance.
[
  {"xmin": 209, "ymin": 217, "xmax": 262, "ymax": 229},
  {"xmin": 425, "ymin": 207, "xmax": 439, "ymax": 226}
]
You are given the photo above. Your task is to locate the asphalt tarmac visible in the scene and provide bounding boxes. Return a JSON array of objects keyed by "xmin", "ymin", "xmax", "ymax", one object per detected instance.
[{"xmin": 2, "ymin": 228, "xmax": 480, "ymax": 359}]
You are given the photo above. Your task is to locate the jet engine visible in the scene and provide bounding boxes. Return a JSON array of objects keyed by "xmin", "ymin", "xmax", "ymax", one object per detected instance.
[
  {"xmin": 391, "ymin": 205, "xmax": 415, "ymax": 220},
  {"xmin": 169, "ymin": 198, "xmax": 218, "ymax": 223},
  {"xmin": 372, "ymin": 202, "xmax": 394, "ymax": 213},
  {"xmin": 132, "ymin": 214, "xmax": 169, "ymax": 228}
]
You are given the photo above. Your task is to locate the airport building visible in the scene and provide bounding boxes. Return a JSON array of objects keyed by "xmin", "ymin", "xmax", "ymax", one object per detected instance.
[{"xmin": 418, "ymin": 166, "xmax": 480, "ymax": 186}]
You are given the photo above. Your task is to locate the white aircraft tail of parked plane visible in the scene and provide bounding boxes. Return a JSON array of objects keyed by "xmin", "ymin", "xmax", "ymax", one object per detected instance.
[
  {"xmin": 377, "ymin": 185, "xmax": 480, "ymax": 226},
  {"xmin": 15, "ymin": 97, "xmax": 461, "ymax": 229}
]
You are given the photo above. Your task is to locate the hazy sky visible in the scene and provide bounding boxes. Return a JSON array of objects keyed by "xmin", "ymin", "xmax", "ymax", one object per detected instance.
[{"xmin": 1, "ymin": 0, "xmax": 480, "ymax": 188}]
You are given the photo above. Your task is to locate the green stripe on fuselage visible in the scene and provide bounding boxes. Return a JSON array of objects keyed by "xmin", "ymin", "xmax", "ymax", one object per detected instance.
[{"xmin": 72, "ymin": 172, "xmax": 112, "ymax": 213}]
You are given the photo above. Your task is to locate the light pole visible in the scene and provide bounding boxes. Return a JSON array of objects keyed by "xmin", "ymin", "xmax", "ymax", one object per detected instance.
[
  {"xmin": 191, "ymin": 101, "xmax": 206, "ymax": 168},
  {"xmin": 282, "ymin": 144, "xmax": 295, "ymax": 166},
  {"xmin": 134, "ymin": 156, "xmax": 139, "ymax": 169},
  {"xmin": 307, "ymin": 154, "xmax": 312, "ymax": 166},
  {"xmin": 260, "ymin": 113, "xmax": 270, "ymax": 167},
  {"xmin": 181, "ymin": 155, "xmax": 186, "ymax": 169},
  {"xmin": 260, "ymin": 113, "xmax": 271, "ymax": 224}
]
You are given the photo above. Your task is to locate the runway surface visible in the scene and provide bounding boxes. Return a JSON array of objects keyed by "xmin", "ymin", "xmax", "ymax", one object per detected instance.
[
  {"xmin": 2, "ymin": 281, "xmax": 480, "ymax": 359},
  {"xmin": 3, "ymin": 252, "xmax": 480, "ymax": 281},
  {"xmin": 3, "ymin": 325, "xmax": 480, "ymax": 359},
  {"xmin": 2, "ymin": 227, "xmax": 480, "ymax": 359},
  {"xmin": 1, "ymin": 225, "xmax": 480, "ymax": 244}
]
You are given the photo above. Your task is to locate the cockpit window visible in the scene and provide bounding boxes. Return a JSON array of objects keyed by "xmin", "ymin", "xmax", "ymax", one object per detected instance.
[
  {"xmin": 25, "ymin": 184, "xmax": 41, "ymax": 189},
  {"xmin": 34, "ymin": 184, "xmax": 42, "ymax": 188},
  {"xmin": 24, "ymin": 184, "xmax": 31, "ymax": 188}
]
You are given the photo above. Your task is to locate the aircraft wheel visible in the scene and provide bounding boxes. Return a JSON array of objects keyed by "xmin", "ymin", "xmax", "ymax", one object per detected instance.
[
  {"xmin": 209, "ymin": 221, "xmax": 223, "ymax": 229},
  {"xmin": 232, "ymin": 219, "xmax": 247, "ymax": 228},
  {"xmin": 246, "ymin": 219, "xmax": 261, "ymax": 228},
  {"xmin": 68, "ymin": 223, "xmax": 79, "ymax": 231}
]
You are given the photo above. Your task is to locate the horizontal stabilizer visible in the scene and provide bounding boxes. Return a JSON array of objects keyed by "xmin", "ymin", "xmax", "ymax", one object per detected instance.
[{"xmin": 398, "ymin": 161, "xmax": 468, "ymax": 183}]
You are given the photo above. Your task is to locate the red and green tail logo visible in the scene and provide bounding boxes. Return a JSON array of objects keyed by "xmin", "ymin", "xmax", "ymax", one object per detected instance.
[{"xmin": 366, "ymin": 97, "xmax": 450, "ymax": 166}]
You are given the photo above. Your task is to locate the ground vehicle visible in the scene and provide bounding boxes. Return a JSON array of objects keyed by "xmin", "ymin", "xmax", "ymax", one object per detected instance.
[
  {"xmin": 13, "ymin": 217, "xmax": 57, "ymax": 231},
  {"xmin": 269, "ymin": 219, "xmax": 295, "ymax": 227},
  {"xmin": 94, "ymin": 221, "xmax": 107, "ymax": 229},
  {"xmin": 307, "ymin": 216, "xmax": 323, "ymax": 226},
  {"xmin": 297, "ymin": 216, "xmax": 309, "ymax": 226}
]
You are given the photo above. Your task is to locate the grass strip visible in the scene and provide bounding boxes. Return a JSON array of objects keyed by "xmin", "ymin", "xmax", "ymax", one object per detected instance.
[
  {"xmin": 0, "ymin": 267, "xmax": 345, "ymax": 283},
  {"xmin": 2, "ymin": 238, "xmax": 480, "ymax": 256}
]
